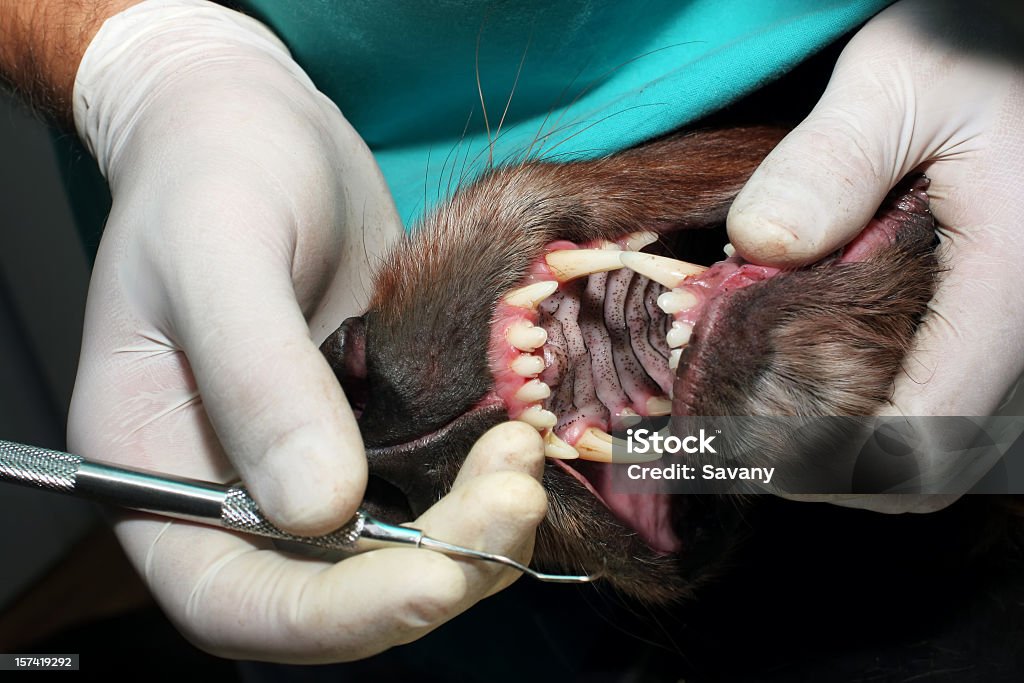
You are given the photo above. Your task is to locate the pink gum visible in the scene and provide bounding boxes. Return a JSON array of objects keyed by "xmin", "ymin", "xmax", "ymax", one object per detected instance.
[{"xmin": 670, "ymin": 256, "xmax": 779, "ymax": 327}]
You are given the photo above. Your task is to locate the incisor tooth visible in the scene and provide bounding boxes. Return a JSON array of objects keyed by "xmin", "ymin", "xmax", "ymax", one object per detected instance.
[
  {"xmin": 723, "ymin": 242, "xmax": 736, "ymax": 258},
  {"xmin": 515, "ymin": 379, "xmax": 551, "ymax": 403},
  {"xmin": 646, "ymin": 396, "xmax": 672, "ymax": 416},
  {"xmin": 669, "ymin": 348, "xmax": 682, "ymax": 370},
  {"xmin": 504, "ymin": 280, "xmax": 558, "ymax": 309},
  {"xmin": 507, "ymin": 321, "xmax": 547, "ymax": 351},
  {"xmin": 657, "ymin": 289, "xmax": 699, "ymax": 314},
  {"xmin": 519, "ymin": 405, "xmax": 558, "ymax": 430},
  {"xmin": 510, "ymin": 354, "xmax": 545, "ymax": 377},
  {"xmin": 625, "ymin": 231, "xmax": 658, "ymax": 251},
  {"xmin": 544, "ymin": 431, "xmax": 579, "ymax": 460},
  {"xmin": 666, "ymin": 322, "xmax": 693, "ymax": 348},
  {"xmin": 576, "ymin": 426, "xmax": 662, "ymax": 463},
  {"xmin": 545, "ymin": 249, "xmax": 624, "ymax": 282},
  {"xmin": 619, "ymin": 251, "xmax": 706, "ymax": 289}
]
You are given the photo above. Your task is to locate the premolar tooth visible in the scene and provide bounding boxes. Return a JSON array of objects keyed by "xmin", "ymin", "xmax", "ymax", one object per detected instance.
[
  {"xmin": 510, "ymin": 354, "xmax": 544, "ymax": 377},
  {"xmin": 545, "ymin": 249, "xmax": 624, "ymax": 282},
  {"xmin": 723, "ymin": 242, "xmax": 736, "ymax": 258},
  {"xmin": 619, "ymin": 251, "xmax": 706, "ymax": 288},
  {"xmin": 515, "ymin": 379, "xmax": 551, "ymax": 403},
  {"xmin": 519, "ymin": 405, "xmax": 558, "ymax": 430},
  {"xmin": 657, "ymin": 289, "xmax": 698, "ymax": 314},
  {"xmin": 669, "ymin": 348, "xmax": 682, "ymax": 370},
  {"xmin": 617, "ymin": 407, "xmax": 641, "ymax": 427},
  {"xmin": 507, "ymin": 321, "xmax": 547, "ymax": 351},
  {"xmin": 504, "ymin": 281, "xmax": 558, "ymax": 309},
  {"xmin": 625, "ymin": 231, "xmax": 658, "ymax": 251},
  {"xmin": 646, "ymin": 396, "xmax": 672, "ymax": 416},
  {"xmin": 666, "ymin": 322, "xmax": 693, "ymax": 348},
  {"xmin": 544, "ymin": 431, "xmax": 579, "ymax": 460}
]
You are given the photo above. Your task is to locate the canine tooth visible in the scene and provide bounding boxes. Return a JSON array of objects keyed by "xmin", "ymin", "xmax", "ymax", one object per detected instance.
[
  {"xmin": 666, "ymin": 322, "xmax": 693, "ymax": 348},
  {"xmin": 646, "ymin": 396, "xmax": 672, "ymax": 416},
  {"xmin": 576, "ymin": 426, "xmax": 661, "ymax": 463},
  {"xmin": 723, "ymin": 242, "xmax": 736, "ymax": 257},
  {"xmin": 545, "ymin": 249, "xmax": 624, "ymax": 282},
  {"xmin": 515, "ymin": 379, "xmax": 551, "ymax": 403},
  {"xmin": 619, "ymin": 252, "xmax": 706, "ymax": 288},
  {"xmin": 625, "ymin": 231, "xmax": 658, "ymax": 251},
  {"xmin": 668, "ymin": 348, "xmax": 682, "ymax": 370},
  {"xmin": 504, "ymin": 281, "xmax": 558, "ymax": 309},
  {"xmin": 544, "ymin": 431, "xmax": 579, "ymax": 460},
  {"xmin": 510, "ymin": 354, "xmax": 545, "ymax": 377},
  {"xmin": 507, "ymin": 321, "xmax": 547, "ymax": 351},
  {"xmin": 598, "ymin": 240, "xmax": 622, "ymax": 251},
  {"xmin": 657, "ymin": 289, "xmax": 699, "ymax": 314},
  {"xmin": 519, "ymin": 405, "xmax": 558, "ymax": 430},
  {"xmin": 575, "ymin": 427, "xmax": 614, "ymax": 462}
]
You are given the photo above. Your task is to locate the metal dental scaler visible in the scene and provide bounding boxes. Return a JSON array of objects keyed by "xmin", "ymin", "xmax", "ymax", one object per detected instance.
[{"xmin": 0, "ymin": 439, "xmax": 600, "ymax": 584}]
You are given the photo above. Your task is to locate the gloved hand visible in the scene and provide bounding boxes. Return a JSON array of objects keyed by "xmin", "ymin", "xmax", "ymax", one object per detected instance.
[
  {"xmin": 727, "ymin": 0, "xmax": 1024, "ymax": 511},
  {"xmin": 67, "ymin": 0, "xmax": 547, "ymax": 661}
]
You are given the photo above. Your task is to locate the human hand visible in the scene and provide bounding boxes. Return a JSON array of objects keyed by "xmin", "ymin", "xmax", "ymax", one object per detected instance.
[
  {"xmin": 66, "ymin": 0, "xmax": 546, "ymax": 660},
  {"xmin": 726, "ymin": 0, "xmax": 1024, "ymax": 511}
]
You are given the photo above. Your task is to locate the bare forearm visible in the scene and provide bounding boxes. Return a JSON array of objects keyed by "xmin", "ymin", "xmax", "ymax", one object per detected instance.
[{"xmin": 0, "ymin": 0, "xmax": 141, "ymax": 124}]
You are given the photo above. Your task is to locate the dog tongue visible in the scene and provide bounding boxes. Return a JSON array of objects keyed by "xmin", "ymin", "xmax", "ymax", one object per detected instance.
[{"xmin": 565, "ymin": 459, "xmax": 682, "ymax": 553}]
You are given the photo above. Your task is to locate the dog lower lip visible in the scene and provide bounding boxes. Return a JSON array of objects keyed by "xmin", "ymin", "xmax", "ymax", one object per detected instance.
[{"xmin": 363, "ymin": 402, "xmax": 507, "ymax": 518}]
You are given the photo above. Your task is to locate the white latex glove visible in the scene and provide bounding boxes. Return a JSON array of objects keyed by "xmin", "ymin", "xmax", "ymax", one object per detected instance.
[
  {"xmin": 67, "ymin": 0, "xmax": 547, "ymax": 661},
  {"xmin": 727, "ymin": 0, "xmax": 1024, "ymax": 512}
]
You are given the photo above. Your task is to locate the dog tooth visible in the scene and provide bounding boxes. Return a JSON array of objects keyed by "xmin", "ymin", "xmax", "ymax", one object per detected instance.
[
  {"xmin": 544, "ymin": 431, "xmax": 579, "ymax": 460},
  {"xmin": 625, "ymin": 231, "xmax": 658, "ymax": 251},
  {"xmin": 723, "ymin": 242, "xmax": 736, "ymax": 257},
  {"xmin": 515, "ymin": 379, "xmax": 552, "ymax": 403},
  {"xmin": 519, "ymin": 405, "xmax": 558, "ymax": 430},
  {"xmin": 504, "ymin": 280, "xmax": 558, "ymax": 309},
  {"xmin": 507, "ymin": 321, "xmax": 547, "ymax": 351},
  {"xmin": 545, "ymin": 249, "xmax": 624, "ymax": 282},
  {"xmin": 575, "ymin": 427, "xmax": 614, "ymax": 462},
  {"xmin": 598, "ymin": 240, "xmax": 622, "ymax": 251},
  {"xmin": 657, "ymin": 288, "xmax": 699, "ymax": 314},
  {"xmin": 619, "ymin": 252, "xmax": 706, "ymax": 288},
  {"xmin": 510, "ymin": 354, "xmax": 545, "ymax": 377},
  {"xmin": 617, "ymin": 407, "xmax": 642, "ymax": 428},
  {"xmin": 666, "ymin": 322, "xmax": 693, "ymax": 348},
  {"xmin": 575, "ymin": 427, "xmax": 662, "ymax": 463},
  {"xmin": 668, "ymin": 348, "xmax": 682, "ymax": 370},
  {"xmin": 646, "ymin": 396, "xmax": 672, "ymax": 416}
]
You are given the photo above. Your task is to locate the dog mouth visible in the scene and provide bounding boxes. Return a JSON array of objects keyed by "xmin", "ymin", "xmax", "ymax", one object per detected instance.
[
  {"xmin": 479, "ymin": 176, "xmax": 933, "ymax": 554},
  {"xmin": 321, "ymin": 134, "xmax": 937, "ymax": 589}
]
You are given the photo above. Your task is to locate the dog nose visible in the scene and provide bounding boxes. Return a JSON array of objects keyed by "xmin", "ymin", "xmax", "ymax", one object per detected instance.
[{"xmin": 320, "ymin": 315, "xmax": 368, "ymax": 415}]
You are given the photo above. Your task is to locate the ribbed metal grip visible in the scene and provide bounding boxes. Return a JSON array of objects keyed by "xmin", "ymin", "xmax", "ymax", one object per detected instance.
[
  {"xmin": 0, "ymin": 440, "xmax": 82, "ymax": 493},
  {"xmin": 220, "ymin": 487, "xmax": 366, "ymax": 549}
]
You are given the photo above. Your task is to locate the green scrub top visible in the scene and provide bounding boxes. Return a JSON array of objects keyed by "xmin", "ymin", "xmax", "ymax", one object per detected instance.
[
  {"xmin": 60, "ymin": 0, "xmax": 892, "ymax": 255},
  {"xmin": 234, "ymin": 0, "xmax": 891, "ymax": 226}
]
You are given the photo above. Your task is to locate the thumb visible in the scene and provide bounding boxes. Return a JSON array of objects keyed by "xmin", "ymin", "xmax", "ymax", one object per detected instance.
[
  {"xmin": 727, "ymin": 57, "xmax": 911, "ymax": 266},
  {"xmin": 176, "ymin": 250, "xmax": 366, "ymax": 536}
]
